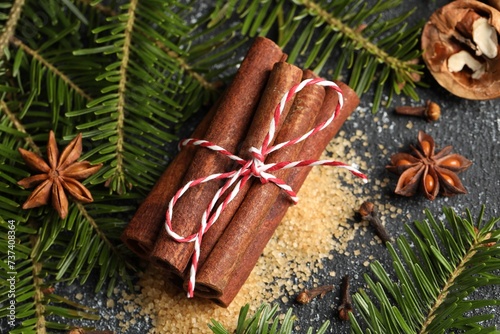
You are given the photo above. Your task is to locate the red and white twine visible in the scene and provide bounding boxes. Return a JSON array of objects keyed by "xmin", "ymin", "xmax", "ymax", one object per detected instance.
[{"xmin": 164, "ymin": 78, "xmax": 368, "ymax": 297}]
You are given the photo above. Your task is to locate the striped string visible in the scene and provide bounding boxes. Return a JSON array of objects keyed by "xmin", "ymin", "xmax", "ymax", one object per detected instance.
[{"xmin": 164, "ymin": 78, "xmax": 368, "ymax": 298}]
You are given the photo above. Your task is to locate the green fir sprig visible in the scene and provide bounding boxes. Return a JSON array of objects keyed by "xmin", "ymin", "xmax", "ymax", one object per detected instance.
[
  {"xmin": 0, "ymin": 0, "xmax": 241, "ymax": 330},
  {"xmin": 209, "ymin": 206, "xmax": 500, "ymax": 334},
  {"xmin": 211, "ymin": 0, "xmax": 425, "ymax": 112},
  {"xmin": 351, "ymin": 206, "xmax": 500, "ymax": 334},
  {"xmin": 209, "ymin": 303, "xmax": 330, "ymax": 334}
]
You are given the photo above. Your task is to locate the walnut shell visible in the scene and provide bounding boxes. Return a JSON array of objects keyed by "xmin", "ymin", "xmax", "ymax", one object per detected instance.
[
  {"xmin": 486, "ymin": 0, "xmax": 500, "ymax": 11},
  {"xmin": 421, "ymin": 0, "xmax": 500, "ymax": 99}
]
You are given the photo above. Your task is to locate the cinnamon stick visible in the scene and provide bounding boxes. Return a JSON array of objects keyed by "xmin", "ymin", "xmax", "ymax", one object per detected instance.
[
  {"xmin": 213, "ymin": 82, "xmax": 359, "ymax": 306},
  {"xmin": 193, "ymin": 69, "xmax": 326, "ymax": 298},
  {"xmin": 150, "ymin": 37, "xmax": 284, "ymax": 275},
  {"xmin": 195, "ymin": 61, "xmax": 303, "ymax": 267},
  {"xmin": 212, "ymin": 82, "xmax": 360, "ymax": 307},
  {"xmin": 120, "ymin": 102, "xmax": 218, "ymax": 258}
]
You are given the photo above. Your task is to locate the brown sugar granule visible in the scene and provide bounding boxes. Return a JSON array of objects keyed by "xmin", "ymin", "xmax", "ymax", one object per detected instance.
[
  {"xmin": 106, "ymin": 299, "xmax": 115, "ymax": 308},
  {"xmin": 122, "ymin": 126, "xmax": 387, "ymax": 333}
]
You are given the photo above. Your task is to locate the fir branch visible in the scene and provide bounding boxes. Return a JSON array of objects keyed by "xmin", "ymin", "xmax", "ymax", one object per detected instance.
[
  {"xmin": 155, "ymin": 39, "xmax": 221, "ymax": 92},
  {"xmin": 76, "ymin": 201, "xmax": 136, "ymax": 274},
  {"xmin": 0, "ymin": 113, "xmax": 133, "ymax": 325},
  {"xmin": 218, "ymin": 0, "xmax": 424, "ymax": 112},
  {"xmin": 78, "ymin": 0, "xmax": 217, "ymax": 93},
  {"xmin": 298, "ymin": 0, "xmax": 417, "ymax": 82},
  {"xmin": 111, "ymin": 0, "xmax": 138, "ymax": 195},
  {"xmin": 77, "ymin": 0, "xmax": 117, "ymax": 17},
  {"xmin": 9, "ymin": 36, "xmax": 93, "ymax": 101},
  {"xmin": 78, "ymin": 0, "xmax": 219, "ymax": 93},
  {"xmin": 209, "ymin": 303, "xmax": 330, "ymax": 334},
  {"xmin": 0, "ymin": 219, "xmax": 100, "ymax": 332},
  {"xmin": 0, "ymin": 0, "xmax": 25, "ymax": 59},
  {"xmin": 211, "ymin": 207, "xmax": 499, "ymax": 334},
  {"xmin": 76, "ymin": 202, "xmax": 121, "ymax": 263},
  {"xmin": 78, "ymin": 0, "xmax": 220, "ymax": 91},
  {"xmin": 419, "ymin": 236, "xmax": 479, "ymax": 334},
  {"xmin": 69, "ymin": 0, "xmax": 239, "ymax": 193},
  {"xmin": 0, "ymin": 99, "xmax": 40, "ymax": 154},
  {"xmin": 350, "ymin": 206, "xmax": 500, "ymax": 334},
  {"xmin": 50, "ymin": 200, "xmax": 136, "ymax": 296},
  {"xmin": 31, "ymin": 261, "xmax": 47, "ymax": 334}
]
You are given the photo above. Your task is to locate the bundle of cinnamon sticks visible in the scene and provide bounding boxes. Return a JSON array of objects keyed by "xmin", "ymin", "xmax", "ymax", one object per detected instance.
[{"xmin": 121, "ymin": 37, "xmax": 360, "ymax": 307}]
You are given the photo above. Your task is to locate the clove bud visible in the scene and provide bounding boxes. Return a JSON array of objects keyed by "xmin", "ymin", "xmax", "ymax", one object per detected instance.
[
  {"xmin": 358, "ymin": 201, "xmax": 392, "ymax": 244},
  {"xmin": 338, "ymin": 275, "xmax": 353, "ymax": 321},
  {"xmin": 395, "ymin": 100, "xmax": 440, "ymax": 122},
  {"xmin": 295, "ymin": 284, "xmax": 334, "ymax": 304}
]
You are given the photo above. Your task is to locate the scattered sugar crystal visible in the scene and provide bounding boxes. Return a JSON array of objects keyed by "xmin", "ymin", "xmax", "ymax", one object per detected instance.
[{"xmin": 106, "ymin": 299, "xmax": 115, "ymax": 308}]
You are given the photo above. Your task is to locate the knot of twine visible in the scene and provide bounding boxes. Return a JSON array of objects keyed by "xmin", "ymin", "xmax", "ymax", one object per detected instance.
[{"xmin": 164, "ymin": 78, "xmax": 368, "ymax": 298}]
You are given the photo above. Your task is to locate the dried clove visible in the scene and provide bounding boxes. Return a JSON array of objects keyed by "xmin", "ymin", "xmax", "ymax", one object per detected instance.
[
  {"xmin": 358, "ymin": 201, "xmax": 392, "ymax": 244},
  {"xmin": 395, "ymin": 100, "xmax": 440, "ymax": 122},
  {"xmin": 338, "ymin": 275, "xmax": 353, "ymax": 321},
  {"xmin": 295, "ymin": 284, "xmax": 334, "ymax": 304}
]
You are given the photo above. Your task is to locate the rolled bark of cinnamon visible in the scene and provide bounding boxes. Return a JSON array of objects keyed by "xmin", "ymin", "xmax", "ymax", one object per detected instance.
[
  {"xmin": 150, "ymin": 37, "xmax": 284, "ymax": 276},
  {"xmin": 195, "ymin": 61, "xmax": 303, "ymax": 267},
  {"xmin": 193, "ymin": 69, "xmax": 326, "ymax": 298},
  {"xmin": 212, "ymin": 81, "xmax": 360, "ymax": 307},
  {"xmin": 120, "ymin": 103, "xmax": 217, "ymax": 258}
]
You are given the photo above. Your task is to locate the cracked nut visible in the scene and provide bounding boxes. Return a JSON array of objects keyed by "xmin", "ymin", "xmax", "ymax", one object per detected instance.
[
  {"xmin": 486, "ymin": 0, "xmax": 500, "ymax": 12},
  {"xmin": 421, "ymin": 0, "xmax": 500, "ymax": 99}
]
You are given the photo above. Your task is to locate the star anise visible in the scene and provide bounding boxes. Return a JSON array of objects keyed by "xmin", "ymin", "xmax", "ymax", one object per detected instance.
[
  {"xmin": 17, "ymin": 131, "xmax": 103, "ymax": 219},
  {"xmin": 386, "ymin": 131, "xmax": 472, "ymax": 200}
]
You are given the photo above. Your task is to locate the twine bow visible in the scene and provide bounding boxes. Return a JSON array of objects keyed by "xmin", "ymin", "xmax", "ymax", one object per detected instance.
[{"xmin": 164, "ymin": 78, "xmax": 368, "ymax": 297}]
